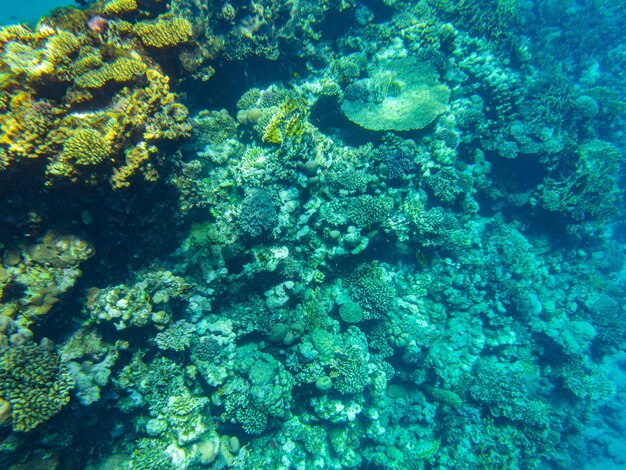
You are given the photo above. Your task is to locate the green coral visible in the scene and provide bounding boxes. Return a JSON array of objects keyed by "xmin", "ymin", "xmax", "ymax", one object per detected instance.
[
  {"xmin": 559, "ymin": 362, "xmax": 616, "ymax": 401},
  {"xmin": 214, "ymin": 344, "xmax": 294, "ymax": 434},
  {"xmin": 540, "ymin": 140, "xmax": 622, "ymax": 223},
  {"xmin": 470, "ymin": 358, "xmax": 549, "ymax": 427},
  {"xmin": 330, "ymin": 329, "xmax": 371, "ymax": 395},
  {"xmin": 0, "ymin": 344, "xmax": 74, "ymax": 432},
  {"xmin": 155, "ymin": 320, "xmax": 196, "ymax": 351},
  {"xmin": 344, "ymin": 263, "xmax": 396, "ymax": 320},
  {"xmin": 130, "ymin": 438, "xmax": 173, "ymax": 470},
  {"xmin": 347, "ymin": 194, "xmax": 393, "ymax": 230},
  {"xmin": 338, "ymin": 302, "xmax": 363, "ymax": 324}
]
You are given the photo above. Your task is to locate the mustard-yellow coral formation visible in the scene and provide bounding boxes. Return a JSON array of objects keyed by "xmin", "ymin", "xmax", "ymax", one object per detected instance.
[
  {"xmin": 0, "ymin": 344, "xmax": 74, "ymax": 432},
  {"xmin": 103, "ymin": 0, "xmax": 138, "ymax": 16},
  {"xmin": 133, "ymin": 17, "xmax": 193, "ymax": 48},
  {"xmin": 61, "ymin": 128, "xmax": 112, "ymax": 166},
  {"xmin": 0, "ymin": 92, "xmax": 52, "ymax": 161},
  {"xmin": 2, "ymin": 42, "xmax": 54, "ymax": 79},
  {"xmin": 75, "ymin": 56, "xmax": 147, "ymax": 89},
  {"xmin": 0, "ymin": 9, "xmax": 192, "ymax": 189},
  {"xmin": 47, "ymin": 30, "xmax": 81, "ymax": 64}
]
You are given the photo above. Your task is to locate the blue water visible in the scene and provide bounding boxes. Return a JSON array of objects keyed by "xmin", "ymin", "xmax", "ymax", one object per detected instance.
[
  {"xmin": 0, "ymin": 0, "xmax": 624, "ymax": 469},
  {"xmin": 0, "ymin": 0, "xmax": 75, "ymax": 25}
]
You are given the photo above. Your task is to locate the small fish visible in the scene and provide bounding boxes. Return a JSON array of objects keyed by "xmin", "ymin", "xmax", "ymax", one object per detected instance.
[{"xmin": 74, "ymin": 0, "xmax": 88, "ymax": 6}]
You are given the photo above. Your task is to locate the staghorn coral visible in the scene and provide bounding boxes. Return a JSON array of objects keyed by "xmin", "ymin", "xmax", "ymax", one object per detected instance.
[{"xmin": 0, "ymin": 343, "xmax": 74, "ymax": 432}]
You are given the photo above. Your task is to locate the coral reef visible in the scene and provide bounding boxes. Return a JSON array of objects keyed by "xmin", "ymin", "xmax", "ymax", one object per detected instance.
[
  {"xmin": 0, "ymin": 0, "xmax": 624, "ymax": 469},
  {"xmin": 0, "ymin": 231, "xmax": 94, "ymax": 326}
]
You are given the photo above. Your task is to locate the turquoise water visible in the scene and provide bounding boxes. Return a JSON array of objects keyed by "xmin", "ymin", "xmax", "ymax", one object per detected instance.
[
  {"xmin": 0, "ymin": 0, "xmax": 625, "ymax": 469},
  {"xmin": 0, "ymin": 0, "xmax": 75, "ymax": 25}
]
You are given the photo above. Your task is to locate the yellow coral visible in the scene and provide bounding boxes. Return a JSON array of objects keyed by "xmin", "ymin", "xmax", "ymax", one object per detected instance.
[
  {"xmin": 108, "ymin": 56, "xmax": 148, "ymax": 82},
  {"xmin": 103, "ymin": 0, "xmax": 138, "ymax": 15},
  {"xmin": 61, "ymin": 128, "xmax": 112, "ymax": 166},
  {"xmin": 75, "ymin": 56, "xmax": 147, "ymax": 89},
  {"xmin": 0, "ymin": 92, "xmax": 51, "ymax": 159},
  {"xmin": 69, "ymin": 48, "xmax": 103, "ymax": 77},
  {"xmin": 133, "ymin": 17, "xmax": 193, "ymax": 48},
  {"xmin": 47, "ymin": 31, "xmax": 81, "ymax": 64},
  {"xmin": 110, "ymin": 141, "xmax": 157, "ymax": 189},
  {"xmin": 0, "ymin": 344, "xmax": 74, "ymax": 432},
  {"xmin": 2, "ymin": 42, "xmax": 54, "ymax": 79},
  {"xmin": 260, "ymin": 97, "xmax": 308, "ymax": 145},
  {"xmin": 0, "ymin": 11, "xmax": 190, "ymax": 191},
  {"xmin": 0, "ymin": 24, "xmax": 35, "ymax": 43}
]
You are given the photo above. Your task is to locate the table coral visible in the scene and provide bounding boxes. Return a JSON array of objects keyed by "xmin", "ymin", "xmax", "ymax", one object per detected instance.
[{"xmin": 341, "ymin": 58, "xmax": 450, "ymax": 131}]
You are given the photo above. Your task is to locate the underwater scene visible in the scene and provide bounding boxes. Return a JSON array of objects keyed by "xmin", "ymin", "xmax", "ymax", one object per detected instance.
[{"xmin": 0, "ymin": 0, "xmax": 625, "ymax": 468}]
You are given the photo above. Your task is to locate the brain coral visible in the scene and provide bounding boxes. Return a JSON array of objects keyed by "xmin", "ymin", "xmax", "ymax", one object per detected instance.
[
  {"xmin": 0, "ymin": 344, "xmax": 74, "ymax": 432},
  {"xmin": 342, "ymin": 58, "xmax": 450, "ymax": 131}
]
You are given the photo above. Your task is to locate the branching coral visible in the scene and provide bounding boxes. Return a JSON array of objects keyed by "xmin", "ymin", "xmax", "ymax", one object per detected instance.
[
  {"xmin": 133, "ymin": 17, "xmax": 193, "ymax": 48},
  {"xmin": 539, "ymin": 140, "xmax": 622, "ymax": 224},
  {"xmin": 239, "ymin": 188, "xmax": 277, "ymax": 238},
  {"xmin": 0, "ymin": 344, "xmax": 74, "ymax": 432}
]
